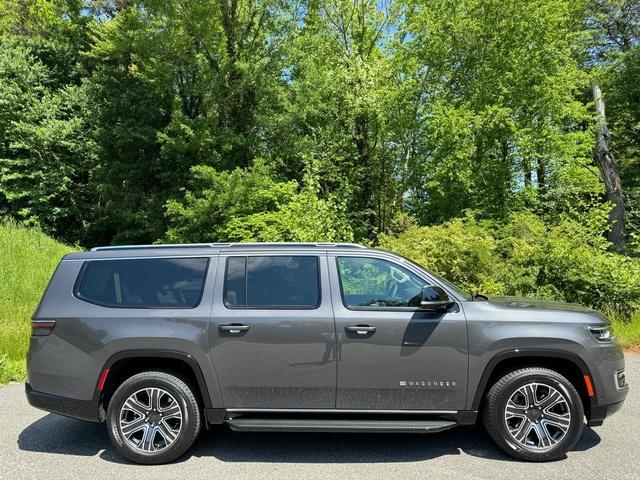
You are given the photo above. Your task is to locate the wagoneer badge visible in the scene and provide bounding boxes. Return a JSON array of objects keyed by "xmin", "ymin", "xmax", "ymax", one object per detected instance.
[{"xmin": 399, "ymin": 380, "xmax": 456, "ymax": 388}]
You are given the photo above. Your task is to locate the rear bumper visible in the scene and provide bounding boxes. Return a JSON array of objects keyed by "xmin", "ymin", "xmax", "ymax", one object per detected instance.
[
  {"xmin": 587, "ymin": 399, "xmax": 626, "ymax": 427},
  {"xmin": 25, "ymin": 383, "xmax": 101, "ymax": 422}
]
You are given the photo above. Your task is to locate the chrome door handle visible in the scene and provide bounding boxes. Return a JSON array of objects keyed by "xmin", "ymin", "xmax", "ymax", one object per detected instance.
[
  {"xmin": 345, "ymin": 325, "xmax": 376, "ymax": 335},
  {"xmin": 219, "ymin": 324, "xmax": 250, "ymax": 334}
]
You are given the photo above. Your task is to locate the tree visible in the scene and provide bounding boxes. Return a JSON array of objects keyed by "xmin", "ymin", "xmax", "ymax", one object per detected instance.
[
  {"xmin": 403, "ymin": 0, "xmax": 594, "ymax": 225},
  {"xmin": 164, "ymin": 161, "xmax": 353, "ymax": 242},
  {"xmin": 587, "ymin": 0, "xmax": 639, "ymax": 249},
  {"xmin": 0, "ymin": 2, "xmax": 96, "ymax": 243},
  {"xmin": 277, "ymin": 0, "xmax": 401, "ymax": 239},
  {"xmin": 592, "ymin": 80, "xmax": 626, "ymax": 248}
]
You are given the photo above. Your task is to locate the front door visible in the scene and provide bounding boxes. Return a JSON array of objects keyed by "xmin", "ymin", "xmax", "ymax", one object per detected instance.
[
  {"xmin": 210, "ymin": 253, "xmax": 337, "ymax": 408},
  {"xmin": 329, "ymin": 254, "xmax": 468, "ymax": 410}
]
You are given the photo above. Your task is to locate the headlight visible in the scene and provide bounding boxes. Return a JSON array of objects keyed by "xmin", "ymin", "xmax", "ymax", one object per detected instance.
[{"xmin": 588, "ymin": 325, "xmax": 613, "ymax": 343}]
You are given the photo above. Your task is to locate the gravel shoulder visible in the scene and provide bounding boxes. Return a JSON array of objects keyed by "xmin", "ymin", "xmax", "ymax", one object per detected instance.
[{"xmin": 1, "ymin": 354, "xmax": 639, "ymax": 480}]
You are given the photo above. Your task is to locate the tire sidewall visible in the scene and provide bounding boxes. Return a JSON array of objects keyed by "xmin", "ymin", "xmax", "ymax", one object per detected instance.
[
  {"xmin": 107, "ymin": 373, "xmax": 199, "ymax": 464},
  {"xmin": 491, "ymin": 372, "xmax": 584, "ymax": 461}
]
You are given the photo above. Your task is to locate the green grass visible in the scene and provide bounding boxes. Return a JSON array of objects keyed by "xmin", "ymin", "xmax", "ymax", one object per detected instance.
[
  {"xmin": 0, "ymin": 221, "xmax": 75, "ymax": 383},
  {"xmin": 610, "ymin": 311, "xmax": 640, "ymax": 350}
]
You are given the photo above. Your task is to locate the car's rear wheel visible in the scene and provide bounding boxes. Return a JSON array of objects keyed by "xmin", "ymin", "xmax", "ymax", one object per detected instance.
[
  {"xmin": 107, "ymin": 370, "xmax": 201, "ymax": 464},
  {"xmin": 482, "ymin": 367, "xmax": 584, "ymax": 461}
]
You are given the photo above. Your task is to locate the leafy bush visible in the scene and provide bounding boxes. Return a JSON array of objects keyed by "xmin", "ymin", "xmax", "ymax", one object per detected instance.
[
  {"xmin": 379, "ymin": 211, "xmax": 640, "ymax": 314},
  {"xmin": 164, "ymin": 161, "xmax": 354, "ymax": 243}
]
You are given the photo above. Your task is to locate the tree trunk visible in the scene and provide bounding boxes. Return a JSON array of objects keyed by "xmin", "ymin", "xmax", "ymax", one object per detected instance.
[
  {"xmin": 592, "ymin": 81, "xmax": 626, "ymax": 250},
  {"xmin": 522, "ymin": 159, "xmax": 532, "ymax": 187},
  {"xmin": 536, "ymin": 158, "xmax": 545, "ymax": 191},
  {"xmin": 354, "ymin": 113, "xmax": 376, "ymax": 239}
]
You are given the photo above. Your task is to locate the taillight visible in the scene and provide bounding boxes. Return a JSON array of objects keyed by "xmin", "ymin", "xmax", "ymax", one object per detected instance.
[{"xmin": 31, "ymin": 320, "xmax": 56, "ymax": 336}]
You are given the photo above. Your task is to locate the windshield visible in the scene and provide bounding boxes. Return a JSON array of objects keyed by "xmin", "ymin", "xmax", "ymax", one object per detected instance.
[{"xmin": 401, "ymin": 257, "xmax": 473, "ymax": 301}]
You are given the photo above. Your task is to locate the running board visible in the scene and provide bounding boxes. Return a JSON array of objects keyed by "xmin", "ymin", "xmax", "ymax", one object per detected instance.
[{"xmin": 225, "ymin": 418, "xmax": 459, "ymax": 433}]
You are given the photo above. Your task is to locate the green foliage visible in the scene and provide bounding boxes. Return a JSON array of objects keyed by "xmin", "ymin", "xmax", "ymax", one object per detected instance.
[
  {"xmin": 0, "ymin": 37, "xmax": 96, "ymax": 242},
  {"xmin": 404, "ymin": 0, "xmax": 594, "ymax": 223},
  {"xmin": 380, "ymin": 211, "xmax": 640, "ymax": 314},
  {"xmin": 165, "ymin": 161, "xmax": 353, "ymax": 243},
  {"xmin": 0, "ymin": 220, "xmax": 75, "ymax": 383}
]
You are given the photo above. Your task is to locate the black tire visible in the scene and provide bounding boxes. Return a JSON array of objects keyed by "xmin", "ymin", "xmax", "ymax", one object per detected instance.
[
  {"xmin": 482, "ymin": 367, "xmax": 584, "ymax": 462},
  {"xmin": 107, "ymin": 370, "xmax": 202, "ymax": 464}
]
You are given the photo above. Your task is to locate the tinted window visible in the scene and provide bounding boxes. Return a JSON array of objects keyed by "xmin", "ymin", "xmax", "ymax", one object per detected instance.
[
  {"xmin": 76, "ymin": 258, "xmax": 209, "ymax": 308},
  {"xmin": 224, "ymin": 256, "xmax": 320, "ymax": 308},
  {"xmin": 337, "ymin": 257, "xmax": 426, "ymax": 308}
]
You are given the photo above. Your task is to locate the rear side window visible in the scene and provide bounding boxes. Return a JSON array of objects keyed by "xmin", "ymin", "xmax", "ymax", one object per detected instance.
[
  {"xmin": 224, "ymin": 256, "xmax": 320, "ymax": 308},
  {"xmin": 75, "ymin": 257, "xmax": 209, "ymax": 308}
]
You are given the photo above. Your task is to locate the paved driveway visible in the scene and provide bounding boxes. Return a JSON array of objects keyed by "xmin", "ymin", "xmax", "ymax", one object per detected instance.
[{"xmin": 2, "ymin": 354, "xmax": 639, "ymax": 480}]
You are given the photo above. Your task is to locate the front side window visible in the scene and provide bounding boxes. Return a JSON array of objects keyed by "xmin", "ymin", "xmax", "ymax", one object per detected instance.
[
  {"xmin": 337, "ymin": 257, "xmax": 426, "ymax": 308},
  {"xmin": 75, "ymin": 257, "xmax": 209, "ymax": 308},
  {"xmin": 224, "ymin": 256, "xmax": 320, "ymax": 308}
]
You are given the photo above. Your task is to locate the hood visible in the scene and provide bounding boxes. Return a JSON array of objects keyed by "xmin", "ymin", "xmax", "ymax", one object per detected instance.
[
  {"xmin": 479, "ymin": 296, "xmax": 609, "ymax": 323},
  {"xmin": 485, "ymin": 296, "xmax": 593, "ymax": 312}
]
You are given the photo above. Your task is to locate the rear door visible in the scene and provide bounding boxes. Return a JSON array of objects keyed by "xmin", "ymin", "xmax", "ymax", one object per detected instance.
[
  {"xmin": 209, "ymin": 252, "xmax": 337, "ymax": 408},
  {"xmin": 329, "ymin": 253, "xmax": 468, "ymax": 411}
]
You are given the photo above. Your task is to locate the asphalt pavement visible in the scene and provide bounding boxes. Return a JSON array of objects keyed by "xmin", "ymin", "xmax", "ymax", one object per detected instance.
[{"xmin": 2, "ymin": 354, "xmax": 639, "ymax": 480}]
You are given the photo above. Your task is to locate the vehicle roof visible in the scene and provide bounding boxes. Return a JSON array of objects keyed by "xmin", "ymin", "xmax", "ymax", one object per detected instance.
[{"xmin": 62, "ymin": 242, "xmax": 381, "ymax": 261}]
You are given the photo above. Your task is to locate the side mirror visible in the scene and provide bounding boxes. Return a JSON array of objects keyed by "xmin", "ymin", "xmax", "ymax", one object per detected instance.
[{"xmin": 420, "ymin": 285, "xmax": 454, "ymax": 311}]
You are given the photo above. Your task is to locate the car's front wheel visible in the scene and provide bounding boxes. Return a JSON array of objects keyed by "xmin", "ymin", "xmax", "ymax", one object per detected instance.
[
  {"xmin": 107, "ymin": 370, "xmax": 202, "ymax": 464},
  {"xmin": 482, "ymin": 367, "xmax": 584, "ymax": 462}
]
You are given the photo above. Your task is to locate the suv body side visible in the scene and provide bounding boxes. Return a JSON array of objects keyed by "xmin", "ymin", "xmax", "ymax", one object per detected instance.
[{"xmin": 27, "ymin": 245, "xmax": 626, "ymax": 428}]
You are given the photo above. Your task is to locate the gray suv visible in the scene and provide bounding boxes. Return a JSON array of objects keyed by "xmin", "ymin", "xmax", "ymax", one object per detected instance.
[{"xmin": 26, "ymin": 243, "xmax": 628, "ymax": 464}]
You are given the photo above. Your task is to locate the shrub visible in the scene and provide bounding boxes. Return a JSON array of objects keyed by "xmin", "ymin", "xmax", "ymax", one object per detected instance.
[
  {"xmin": 164, "ymin": 161, "xmax": 353, "ymax": 243},
  {"xmin": 379, "ymin": 211, "xmax": 640, "ymax": 314}
]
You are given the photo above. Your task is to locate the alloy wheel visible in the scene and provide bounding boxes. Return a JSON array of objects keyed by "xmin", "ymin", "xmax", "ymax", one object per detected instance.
[
  {"xmin": 118, "ymin": 387, "xmax": 184, "ymax": 453},
  {"xmin": 503, "ymin": 382, "xmax": 572, "ymax": 451}
]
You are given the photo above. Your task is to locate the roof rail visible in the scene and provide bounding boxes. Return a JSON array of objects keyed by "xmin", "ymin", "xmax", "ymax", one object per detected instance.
[
  {"xmin": 90, "ymin": 243, "xmax": 227, "ymax": 251},
  {"xmin": 90, "ymin": 242, "xmax": 366, "ymax": 252}
]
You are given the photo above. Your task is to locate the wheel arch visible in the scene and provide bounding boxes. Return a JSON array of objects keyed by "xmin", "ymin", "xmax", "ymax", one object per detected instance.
[
  {"xmin": 471, "ymin": 349, "xmax": 595, "ymax": 420},
  {"xmin": 95, "ymin": 350, "xmax": 214, "ymax": 416}
]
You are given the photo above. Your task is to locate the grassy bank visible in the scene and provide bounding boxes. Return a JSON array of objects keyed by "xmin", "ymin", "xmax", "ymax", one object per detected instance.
[
  {"xmin": 610, "ymin": 311, "xmax": 640, "ymax": 350},
  {"xmin": 0, "ymin": 221, "xmax": 75, "ymax": 383}
]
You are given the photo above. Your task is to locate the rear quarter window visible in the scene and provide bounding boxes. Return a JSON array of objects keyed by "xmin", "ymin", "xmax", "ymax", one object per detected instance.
[{"xmin": 74, "ymin": 257, "xmax": 209, "ymax": 308}]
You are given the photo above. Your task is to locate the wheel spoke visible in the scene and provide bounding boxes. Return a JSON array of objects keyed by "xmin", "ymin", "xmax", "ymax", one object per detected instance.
[
  {"xmin": 542, "ymin": 412, "xmax": 571, "ymax": 430},
  {"xmin": 124, "ymin": 397, "xmax": 148, "ymax": 416},
  {"xmin": 148, "ymin": 388, "xmax": 161, "ymax": 410},
  {"xmin": 538, "ymin": 390, "xmax": 562, "ymax": 410},
  {"xmin": 511, "ymin": 419, "xmax": 532, "ymax": 442},
  {"xmin": 139, "ymin": 424, "xmax": 157, "ymax": 452},
  {"xmin": 523, "ymin": 384, "xmax": 537, "ymax": 407},
  {"xmin": 157, "ymin": 421, "xmax": 179, "ymax": 445},
  {"xmin": 505, "ymin": 402, "xmax": 527, "ymax": 418},
  {"xmin": 121, "ymin": 417, "xmax": 147, "ymax": 437},
  {"xmin": 160, "ymin": 404, "xmax": 182, "ymax": 420},
  {"xmin": 532, "ymin": 422, "xmax": 552, "ymax": 448}
]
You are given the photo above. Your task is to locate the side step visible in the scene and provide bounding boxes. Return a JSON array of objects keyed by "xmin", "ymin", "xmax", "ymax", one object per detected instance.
[{"xmin": 225, "ymin": 418, "xmax": 459, "ymax": 433}]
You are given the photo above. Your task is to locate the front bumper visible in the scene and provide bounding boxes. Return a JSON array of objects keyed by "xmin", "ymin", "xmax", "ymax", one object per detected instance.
[
  {"xmin": 587, "ymin": 399, "xmax": 626, "ymax": 427},
  {"xmin": 25, "ymin": 383, "xmax": 101, "ymax": 422}
]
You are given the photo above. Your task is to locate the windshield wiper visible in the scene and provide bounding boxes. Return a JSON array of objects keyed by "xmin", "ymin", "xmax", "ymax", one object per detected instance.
[{"xmin": 473, "ymin": 293, "xmax": 489, "ymax": 301}]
